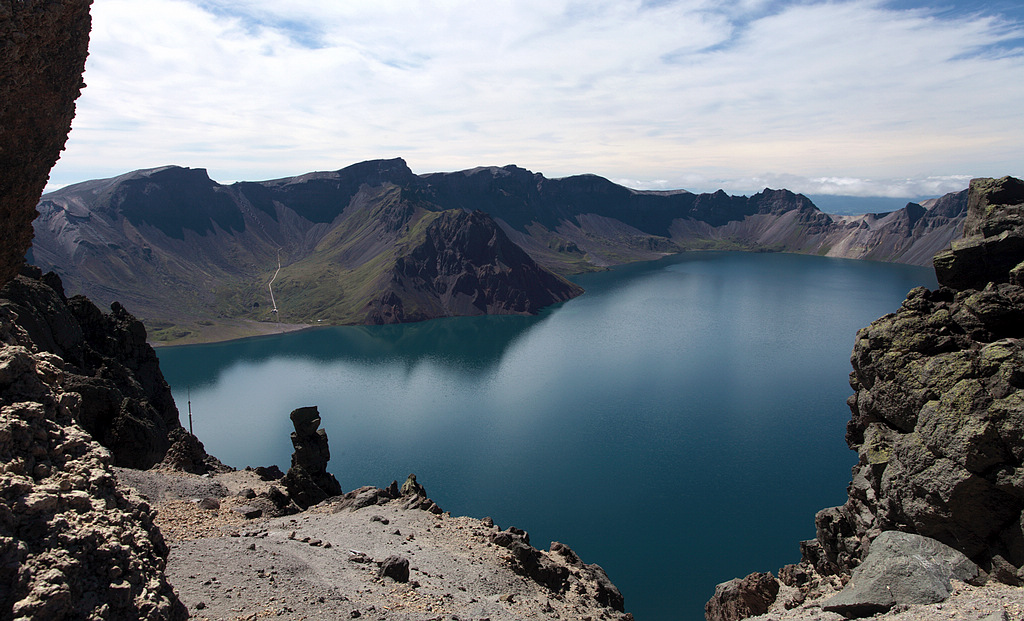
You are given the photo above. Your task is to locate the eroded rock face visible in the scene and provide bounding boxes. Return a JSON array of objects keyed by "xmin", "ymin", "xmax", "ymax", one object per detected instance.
[
  {"xmin": 281, "ymin": 406, "xmax": 343, "ymax": 508},
  {"xmin": 0, "ymin": 266, "xmax": 186, "ymax": 468},
  {"xmin": 816, "ymin": 177, "xmax": 1024, "ymax": 579},
  {"xmin": 0, "ymin": 344, "xmax": 187, "ymax": 619},
  {"xmin": 0, "ymin": 0, "xmax": 92, "ymax": 289},
  {"xmin": 704, "ymin": 572, "xmax": 780, "ymax": 621},
  {"xmin": 705, "ymin": 177, "xmax": 1024, "ymax": 621}
]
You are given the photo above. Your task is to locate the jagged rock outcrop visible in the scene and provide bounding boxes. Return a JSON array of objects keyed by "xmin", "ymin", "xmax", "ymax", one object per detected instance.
[
  {"xmin": 0, "ymin": 0, "xmax": 91, "ymax": 289},
  {"xmin": 0, "ymin": 342, "xmax": 186, "ymax": 619},
  {"xmin": 0, "ymin": 266, "xmax": 192, "ymax": 469},
  {"xmin": 934, "ymin": 176, "xmax": 1024, "ymax": 290},
  {"xmin": 706, "ymin": 176, "xmax": 1024, "ymax": 620},
  {"xmin": 705, "ymin": 572, "xmax": 780, "ymax": 621},
  {"xmin": 371, "ymin": 209, "xmax": 584, "ymax": 323},
  {"xmin": 817, "ymin": 176, "xmax": 1024, "ymax": 580},
  {"xmin": 280, "ymin": 405, "xmax": 343, "ymax": 508}
]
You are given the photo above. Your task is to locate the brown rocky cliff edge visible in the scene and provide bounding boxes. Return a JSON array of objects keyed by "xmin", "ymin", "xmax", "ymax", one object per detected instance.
[{"xmin": 0, "ymin": 0, "xmax": 92, "ymax": 289}]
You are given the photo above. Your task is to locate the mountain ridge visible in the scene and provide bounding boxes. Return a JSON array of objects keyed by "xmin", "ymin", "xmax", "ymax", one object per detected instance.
[{"xmin": 33, "ymin": 158, "xmax": 968, "ymax": 344}]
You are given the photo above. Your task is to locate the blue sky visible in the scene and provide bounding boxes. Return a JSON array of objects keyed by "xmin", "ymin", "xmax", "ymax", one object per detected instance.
[{"xmin": 46, "ymin": 0, "xmax": 1024, "ymax": 197}]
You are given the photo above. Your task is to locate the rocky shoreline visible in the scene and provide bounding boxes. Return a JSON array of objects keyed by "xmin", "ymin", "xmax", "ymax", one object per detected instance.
[{"xmin": 706, "ymin": 176, "xmax": 1024, "ymax": 621}]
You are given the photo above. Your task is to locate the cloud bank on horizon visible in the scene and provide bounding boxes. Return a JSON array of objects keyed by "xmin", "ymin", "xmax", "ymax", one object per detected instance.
[{"xmin": 47, "ymin": 0, "xmax": 1024, "ymax": 198}]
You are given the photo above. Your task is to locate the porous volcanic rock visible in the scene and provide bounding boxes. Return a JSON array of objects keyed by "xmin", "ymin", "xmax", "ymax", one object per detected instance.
[
  {"xmin": 0, "ymin": 266, "xmax": 194, "ymax": 469},
  {"xmin": 0, "ymin": 341, "xmax": 186, "ymax": 619},
  {"xmin": 0, "ymin": 0, "xmax": 91, "ymax": 289}
]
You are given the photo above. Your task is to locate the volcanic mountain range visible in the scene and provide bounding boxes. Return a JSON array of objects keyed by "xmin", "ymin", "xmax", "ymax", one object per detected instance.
[{"xmin": 31, "ymin": 158, "xmax": 968, "ymax": 344}]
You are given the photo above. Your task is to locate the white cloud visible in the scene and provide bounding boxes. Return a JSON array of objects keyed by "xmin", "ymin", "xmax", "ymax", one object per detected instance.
[{"xmin": 48, "ymin": 0, "xmax": 1024, "ymax": 196}]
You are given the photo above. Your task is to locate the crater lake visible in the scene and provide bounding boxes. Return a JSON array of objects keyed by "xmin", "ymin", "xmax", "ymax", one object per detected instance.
[{"xmin": 156, "ymin": 251, "xmax": 939, "ymax": 620}]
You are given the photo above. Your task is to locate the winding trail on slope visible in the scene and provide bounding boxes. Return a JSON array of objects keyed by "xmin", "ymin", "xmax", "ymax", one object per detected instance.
[{"xmin": 268, "ymin": 249, "xmax": 281, "ymax": 314}]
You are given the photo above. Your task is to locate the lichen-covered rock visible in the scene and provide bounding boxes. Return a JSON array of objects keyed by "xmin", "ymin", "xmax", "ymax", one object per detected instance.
[
  {"xmin": 0, "ymin": 0, "xmax": 92, "ymax": 289},
  {"xmin": 816, "ymin": 177, "xmax": 1024, "ymax": 580},
  {"xmin": 0, "ymin": 344, "xmax": 187, "ymax": 619},
  {"xmin": 707, "ymin": 177, "xmax": 1024, "ymax": 621}
]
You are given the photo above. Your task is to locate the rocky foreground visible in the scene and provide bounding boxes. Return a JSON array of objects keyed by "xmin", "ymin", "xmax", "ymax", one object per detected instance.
[
  {"xmin": 707, "ymin": 177, "xmax": 1024, "ymax": 621},
  {"xmin": 0, "ymin": 277, "xmax": 630, "ymax": 619},
  {"xmin": 117, "ymin": 466, "xmax": 628, "ymax": 621}
]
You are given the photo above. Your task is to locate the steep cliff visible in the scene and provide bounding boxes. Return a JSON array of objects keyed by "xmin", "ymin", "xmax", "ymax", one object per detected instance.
[
  {"xmin": 0, "ymin": 286, "xmax": 187, "ymax": 619},
  {"xmin": 0, "ymin": 0, "xmax": 91, "ymax": 289},
  {"xmin": 818, "ymin": 176, "xmax": 1024, "ymax": 579},
  {"xmin": 706, "ymin": 176, "xmax": 1024, "ymax": 620}
]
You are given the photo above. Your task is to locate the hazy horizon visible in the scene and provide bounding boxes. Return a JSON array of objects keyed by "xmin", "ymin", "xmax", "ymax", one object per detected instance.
[{"xmin": 47, "ymin": 0, "xmax": 1024, "ymax": 198}]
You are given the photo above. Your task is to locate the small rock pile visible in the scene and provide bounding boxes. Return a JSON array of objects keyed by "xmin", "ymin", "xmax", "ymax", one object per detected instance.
[{"xmin": 0, "ymin": 342, "xmax": 186, "ymax": 619}]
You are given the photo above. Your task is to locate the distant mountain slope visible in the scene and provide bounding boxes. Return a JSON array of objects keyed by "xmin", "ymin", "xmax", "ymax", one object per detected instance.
[{"xmin": 32, "ymin": 158, "xmax": 967, "ymax": 344}]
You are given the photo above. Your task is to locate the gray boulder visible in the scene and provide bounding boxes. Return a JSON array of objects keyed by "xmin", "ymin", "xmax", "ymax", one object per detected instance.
[{"xmin": 822, "ymin": 531, "xmax": 983, "ymax": 618}]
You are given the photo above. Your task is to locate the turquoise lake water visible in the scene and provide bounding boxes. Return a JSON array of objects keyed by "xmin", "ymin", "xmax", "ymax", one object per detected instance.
[{"xmin": 156, "ymin": 251, "xmax": 939, "ymax": 620}]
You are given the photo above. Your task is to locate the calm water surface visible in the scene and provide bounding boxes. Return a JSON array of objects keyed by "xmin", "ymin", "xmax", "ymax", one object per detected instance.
[{"xmin": 157, "ymin": 252, "xmax": 938, "ymax": 620}]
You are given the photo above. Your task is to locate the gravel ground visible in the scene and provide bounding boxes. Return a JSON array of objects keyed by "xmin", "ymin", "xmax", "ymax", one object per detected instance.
[
  {"xmin": 115, "ymin": 467, "xmax": 630, "ymax": 621},
  {"xmin": 750, "ymin": 578, "xmax": 1024, "ymax": 621}
]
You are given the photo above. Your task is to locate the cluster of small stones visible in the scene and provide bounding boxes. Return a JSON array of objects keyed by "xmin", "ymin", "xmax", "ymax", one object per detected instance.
[{"xmin": 0, "ymin": 341, "xmax": 187, "ymax": 619}]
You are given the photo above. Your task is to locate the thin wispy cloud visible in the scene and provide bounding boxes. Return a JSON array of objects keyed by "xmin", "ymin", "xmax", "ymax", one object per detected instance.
[{"xmin": 48, "ymin": 0, "xmax": 1024, "ymax": 197}]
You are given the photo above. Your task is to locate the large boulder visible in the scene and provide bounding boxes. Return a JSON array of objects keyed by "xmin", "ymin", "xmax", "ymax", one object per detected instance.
[
  {"xmin": 822, "ymin": 531, "xmax": 983, "ymax": 618},
  {"xmin": 0, "ymin": 0, "xmax": 92, "ymax": 289}
]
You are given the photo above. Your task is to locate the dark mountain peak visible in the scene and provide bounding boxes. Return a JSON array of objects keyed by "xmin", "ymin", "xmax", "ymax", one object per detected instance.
[
  {"xmin": 925, "ymin": 188, "xmax": 969, "ymax": 219},
  {"xmin": 109, "ymin": 166, "xmax": 241, "ymax": 240},
  {"xmin": 375, "ymin": 208, "xmax": 583, "ymax": 324},
  {"xmin": 245, "ymin": 158, "xmax": 420, "ymax": 224},
  {"xmin": 336, "ymin": 157, "xmax": 415, "ymax": 183},
  {"xmin": 750, "ymin": 188, "xmax": 818, "ymax": 214},
  {"xmin": 45, "ymin": 165, "xmax": 211, "ymax": 200}
]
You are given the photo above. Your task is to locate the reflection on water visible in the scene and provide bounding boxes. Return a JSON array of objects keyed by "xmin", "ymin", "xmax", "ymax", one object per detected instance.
[
  {"xmin": 158, "ymin": 251, "xmax": 938, "ymax": 621},
  {"xmin": 160, "ymin": 312, "xmax": 554, "ymax": 390}
]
